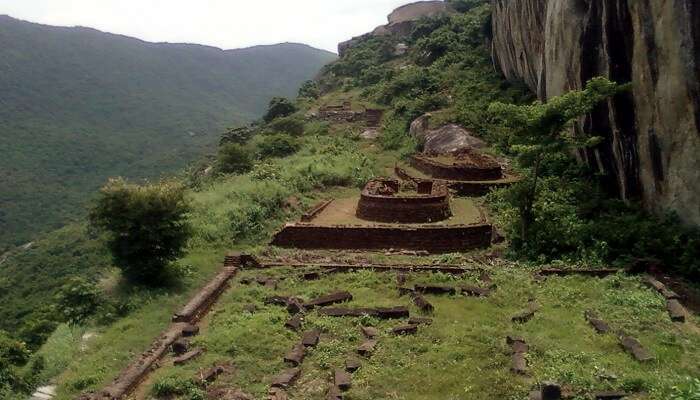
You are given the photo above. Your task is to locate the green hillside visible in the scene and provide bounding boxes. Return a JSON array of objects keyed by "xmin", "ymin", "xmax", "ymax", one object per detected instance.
[
  {"xmin": 1, "ymin": 2, "xmax": 698, "ymax": 399},
  {"xmin": 0, "ymin": 15, "xmax": 336, "ymax": 250}
]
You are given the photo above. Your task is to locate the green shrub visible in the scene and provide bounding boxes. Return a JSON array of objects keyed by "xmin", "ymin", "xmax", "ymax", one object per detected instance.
[
  {"xmin": 257, "ymin": 134, "xmax": 300, "ymax": 159},
  {"xmin": 89, "ymin": 178, "xmax": 191, "ymax": 285},
  {"xmin": 298, "ymin": 80, "xmax": 320, "ymax": 99},
  {"xmin": 54, "ymin": 277, "xmax": 101, "ymax": 325},
  {"xmin": 217, "ymin": 143, "xmax": 254, "ymax": 174},
  {"xmin": 263, "ymin": 97, "xmax": 297, "ymax": 122},
  {"xmin": 0, "ymin": 331, "xmax": 30, "ymax": 395},
  {"xmin": 152, "ymin": 377, "xmax": 205, "ymax": 400},
  {"xmin": 268, "ymin": 116, "xmax": 305, "ymax": 136}
]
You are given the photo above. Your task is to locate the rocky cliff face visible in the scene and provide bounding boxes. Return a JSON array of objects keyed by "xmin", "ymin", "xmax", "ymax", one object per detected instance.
[{"xmin": 491, "ymin": 0, "xmax": 700, "ymax": 225}]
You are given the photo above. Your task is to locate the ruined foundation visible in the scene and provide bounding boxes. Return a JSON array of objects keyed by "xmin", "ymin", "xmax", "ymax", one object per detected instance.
[{"xmin": 356, "ymin": 178, "xmax": 451, "ymax": 224}]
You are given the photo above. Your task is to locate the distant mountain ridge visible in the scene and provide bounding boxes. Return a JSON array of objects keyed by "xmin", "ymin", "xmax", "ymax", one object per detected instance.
[{"xmin": 0, "ymin": 15, "xmax": 336, "ymax": 249}]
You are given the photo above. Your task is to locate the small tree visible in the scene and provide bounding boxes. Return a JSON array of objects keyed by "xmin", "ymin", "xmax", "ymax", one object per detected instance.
[
  {"xmin": 54, "ymin": 277, "xmax": 101, "ymax": 325},
  {"xmin": 298, "ymin": 80, "xmax": 320, "ymax": 99},
  {"xmin": 218, "ymin": 143, "xmax": 253, "ymax": 174},
  {"xmin": 0, "ymin": 331, "xmax": 30, "ymax": 396},
  {"xmin": 257, "ymin": 134, "xmax": 300, "ymax": 159},
  {"xmin": 487, "ymin": 77, "xmax": 629, "ymax": 247},
  {"xmin": 268, "ymin": 116, "xmax": 305, "ymax": 136},
  {"xmin": 90, "ymin": 178, "xmax": 191, "ymax": 285},
  {"xmin": 263, "ymin": 97, "xmax": 297, "ymax": 122}
]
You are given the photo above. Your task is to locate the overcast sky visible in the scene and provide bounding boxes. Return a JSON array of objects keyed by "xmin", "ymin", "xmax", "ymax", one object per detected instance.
[{"xmin": 0, "ymin": 0, "xmax": 414, "ymax": 52}]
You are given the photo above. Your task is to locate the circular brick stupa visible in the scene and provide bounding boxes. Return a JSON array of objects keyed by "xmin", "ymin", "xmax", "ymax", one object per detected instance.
[
  {"xmin": 410, "ymin": 148, "xmax": 504, "ymax": 181},
  {"xmin": 356, "ymin": 178, "xmax": 452, "ymax": 224}
]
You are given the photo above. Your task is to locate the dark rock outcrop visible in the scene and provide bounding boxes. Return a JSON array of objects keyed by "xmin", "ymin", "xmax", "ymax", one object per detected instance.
[{"xmin": 491, "ymin": 0, "xmax": 700, "ymax": 225}]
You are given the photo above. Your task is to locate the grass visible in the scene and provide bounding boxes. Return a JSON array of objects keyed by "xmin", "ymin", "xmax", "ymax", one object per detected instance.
[
  {"xmin": 310, "ymin": 196, "xmax": 484, "ymax": 226},
  {"xmin": 49, "ymin": 248, "xmax": 227, "ymax": 399},
  {"xmin": 139, "ymin": 265, "xmax": 700, "ymax": 400}
]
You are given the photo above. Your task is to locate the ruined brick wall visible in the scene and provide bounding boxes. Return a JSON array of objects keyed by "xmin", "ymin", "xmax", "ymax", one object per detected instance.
[
  {"xmin": 357, "ymin": 180, "xmax": 451, "ymax": 223},
  {"xmin": 271, "ymin": 224, "xmax": 493, "ymax": 253},
  {"xmin": 410, "ymin": 156, "xmax": 503, "ymax": 181}
]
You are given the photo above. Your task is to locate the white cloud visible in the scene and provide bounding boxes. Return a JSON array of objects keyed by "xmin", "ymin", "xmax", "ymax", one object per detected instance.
[{"xmin": 0, "ymin": 0, "xmax": 414, "ymax": 52}]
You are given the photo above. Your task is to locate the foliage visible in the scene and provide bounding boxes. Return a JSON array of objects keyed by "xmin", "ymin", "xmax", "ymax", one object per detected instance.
[
  {"xmin": 671, "ymin": 378, "xmax": 700, "ymax": 400},
  {"xmin": 217, "ymin": 144, "xmax": 254, "ymax": 174},
  {"xmin": 263, "ymin": 97, "xmax": 298, "ymax": 122},
  {"xmin": 152, "ymin": 377, "xmax": 205, "ymax": 400},
  {"xmin": 0, "ymin": 331, "xmax": 30, "ymax": 396},
  {"xmin": 447, "ymin": 0, "xmax": 490, "ymax": 13},
  {"xmin": 220, "ymin": 125, "xmax": 256, "ymax": 145},
  {"xmin": 327, "ymin": 36, "xmax": 396, "ymax": 79},
  {"xmin": 0, "ymin": 223, "xmax": 108, "ymax": 346},
  {"xmin": 268, "ymin": 115, "xmax": 306, "ymax": 136},
  {"xmin": 89, "ymin": 178, "xmax": 192, "ymax": 285},
  {"xmin": 487, "ymin": 77, "xmax": 627, "ymax": 246},
  {"xmin": 256, "ymin": 134, "xmax": 301, "ymax": 159},
  {"xmin": 298, "ymin": 80, "xmax": 320, "ymax": 99},
  {"xmin": 0, "ymin": 16, "xmax": 335, "ymax": 249},
  {"xmin": 54, "ymin": 278, "xmax": 102, "ymax": 325}
]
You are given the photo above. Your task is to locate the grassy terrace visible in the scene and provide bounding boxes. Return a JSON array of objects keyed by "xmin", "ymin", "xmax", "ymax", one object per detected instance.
[
  {"xmin": 309, "ymin": 194, "xmax": 484, "ymax": 226},
  {"xmin": 137, "ymin": 261, "xmax": 699, "ymax": 400}
]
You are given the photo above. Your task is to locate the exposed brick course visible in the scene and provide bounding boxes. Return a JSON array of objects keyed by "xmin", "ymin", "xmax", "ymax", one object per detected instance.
[
  {"xmin": 410, "ymin": 155, "xmax": 503, "ymax": 181},
  {"xmin": 271, "ymin": 223, "xmax": 493, "ymax": 253},
  {"xmin": 357, "ymin": 179, "xmax": 451, "ymax": 223}
]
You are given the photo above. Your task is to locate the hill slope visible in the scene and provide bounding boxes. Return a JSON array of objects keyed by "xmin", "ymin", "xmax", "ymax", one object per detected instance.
[{"xmin": 0, "ymin": 15, "xmax": 336, "ymax": 249}]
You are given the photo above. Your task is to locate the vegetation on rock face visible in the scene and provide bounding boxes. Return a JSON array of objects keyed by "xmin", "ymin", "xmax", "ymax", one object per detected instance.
[
  {"xmin": 89, "ymin": 179, "xmax": 192, "ymax": 285},
  {"xmin": 487, "ymin": 78, "xmax": 627, "ymax": 248},
  {"xmin": 320, "ymin": 0, "xmax": 531, "ymax": 157},
  {"xmin": 486, "ymin": 79, "xmax": 700, "ymax": 279}
]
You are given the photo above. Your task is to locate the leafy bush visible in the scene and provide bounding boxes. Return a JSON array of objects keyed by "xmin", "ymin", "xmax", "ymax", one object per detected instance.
[
  {"xmin": 268, "ymin": 116, "xmax": 306, "ymax": 136},
  {"xmin": 328, "ymin": 36, "xmax": 396, "ymax": 79},
  {"xmin": 89, "ymin": 178, "xmax": 192, "ymax": 285},
  {"xmin": 487, "ymin": 77, "xmax": 626, "ymax": 248},
  {"xmin": 217, "ymin": 143, "xmax": 254, "ymax": 174},
  {"xmin": 298, "ymin": 80, "xmax": 320, "ymax": 99},
  {"xmin": 263, "ymin": 97, "xmax": 297, "ymax": 122},
  {"xmin": 256, "ymin": 134, "xmax": 300, "ymax": 159},
  {"xmin": 54, "ymin": 278, "xmax": 101, "ymax": 325},
  {"xmin": 152, "ymin": 377, "xmax": 205, "ymax": 400},
  {"xmin": 0, "ymin": 331, "xmax": 30, "ymax": 396}
]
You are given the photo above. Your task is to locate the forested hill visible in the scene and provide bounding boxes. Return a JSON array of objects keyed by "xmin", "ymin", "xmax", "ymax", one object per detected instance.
[{"xmin": 0, "ymin": 15, "xmax": 336, "ymax": 250}]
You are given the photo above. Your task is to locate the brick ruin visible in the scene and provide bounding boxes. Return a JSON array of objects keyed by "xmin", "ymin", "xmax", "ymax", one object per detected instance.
[
  {"xmin": 317, "ymin": 103, "xmax": 384, "ymax": 127},
  {"xmin": 271, "ymin": 223, "xmax": 493, "ymax": 253},
  {"xmin": 410, "ymin": 148, "xmax": 504, "ymax": 181},
  {"xmin": 78, "ymin": 251, "xmax": 694, "ymax": 400},
  {"xmin": 357, "ymin": 178, "xmax": 451, "ymax": 224}
]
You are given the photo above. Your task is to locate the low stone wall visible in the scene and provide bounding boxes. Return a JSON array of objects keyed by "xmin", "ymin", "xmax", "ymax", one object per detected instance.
[
  {"xmin": 357, "ymin": 179, "xmax": 451, "ymax": 224},
  {"xmin": 271, "ymin": 224, "xmax": 493, "ymax": 253},
  {"xmin": 410, "ymin": 155, "xmax": 503, "ymax": 181}
]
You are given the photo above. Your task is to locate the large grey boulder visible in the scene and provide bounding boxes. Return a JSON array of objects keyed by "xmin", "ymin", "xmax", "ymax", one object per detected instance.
[{"xmin": 410, "ymin": 113, "xmax": 486, "ymax": 154}]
